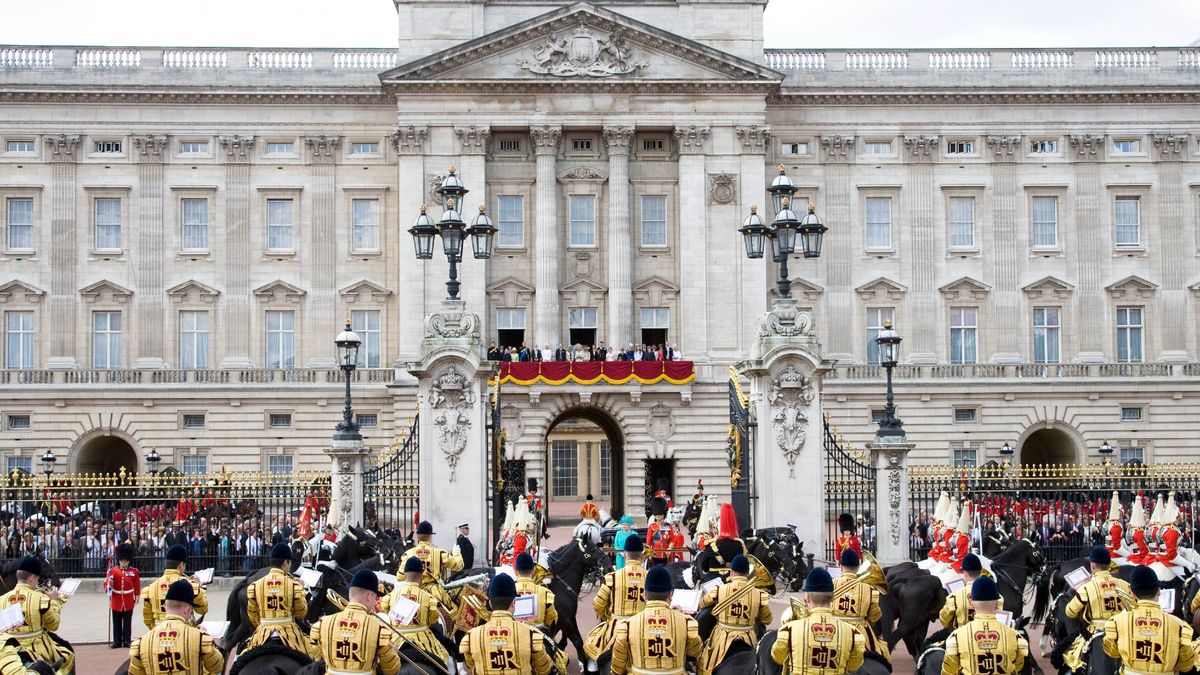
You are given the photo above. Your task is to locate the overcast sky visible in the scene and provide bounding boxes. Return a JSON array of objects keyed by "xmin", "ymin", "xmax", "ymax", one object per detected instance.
[{"xmin": 0, "ymin": 0, "xmax": 1196, "ymax": 49}]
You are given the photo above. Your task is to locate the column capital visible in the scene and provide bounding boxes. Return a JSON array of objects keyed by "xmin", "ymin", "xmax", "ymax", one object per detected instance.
[
  {"xmin": 390, "ymin": 124, "xmax": 429, "ymax": 155},
  {"xmin": 1068, "ymin": 133, "xmax": 1105, "ymax": 162},
  {"xmin": 529, "ymin": 125, "xmax": 563, "ymax": 155},
  {"xmin": 735, "ymin": 125, "xmax": 771, "ymax": 154},
  {"xmin": 819, "ymin": 135, "xmax": 855, "ymax": 163},
  {"xmin": 219, "ymin": 135, "xmax": 256, "ymax": 163},
  {"xmin": 304, "ymin": 135, "xmax": 341, "ymax": 164},
  {"xmin": 1153, "ymin": 133, "xmax": 1188, "ymax": 161},
  {"xmin": 454, "ymin": 125, "xmax": 491, "ymax": 156},
  {"xmin": 673, "ymin": 124, "xmax": 710, "ymax": 155},
  {"xmin": 132, "ymin": 135, "xmax": 169, "ymax": 163},
  {"xmin": 902, "ymin": 135, "xmax": 938, "ymax": 163},
  {"xmin": 986, "ymin": 135, "xmax": 1022, "ymax": 163},
  {"xmin": 42, "ymin": 134, "xmax": 80, "ymax": 163},
  {"xmin": 602, "ymin": 125, "xmax": 635, "ymax": 155}
]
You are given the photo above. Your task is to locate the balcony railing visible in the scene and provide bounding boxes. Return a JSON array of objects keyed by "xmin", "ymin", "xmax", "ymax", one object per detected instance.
[
  {"xmin": 0, "ymin": 46, "xmax": 398, "ymax": 72},
  {"xmin": 0, "ymin": 368, "xmax": 397, "ymax": 386},
  {"xmin": 826, "ymin": 362, "xmax": 1189, "ymax": 381},
  {"xmin": 764, "ymin": 46, "xmax": 1200, "ymax": 72}
]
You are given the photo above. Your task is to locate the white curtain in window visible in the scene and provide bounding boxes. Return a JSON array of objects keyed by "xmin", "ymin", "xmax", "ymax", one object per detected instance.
[{"xmin": 865, "ymin": 198, "xmax": 891, "ymax": 249}]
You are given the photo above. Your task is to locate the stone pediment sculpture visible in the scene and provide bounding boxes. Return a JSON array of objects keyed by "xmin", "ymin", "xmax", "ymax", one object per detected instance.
[{"xmin": 520, "ymin": 26, "xmax": 647, "ymax": 77}]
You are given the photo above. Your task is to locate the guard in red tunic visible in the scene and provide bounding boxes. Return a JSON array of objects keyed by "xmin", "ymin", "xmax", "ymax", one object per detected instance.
[
  {"xmin": 1156, "ymin": 492, "xmax": 1193, "ymax": 573},
  {"xmin": 646, "ymin": 498, "xmax": 682, "ymax": 566},
  {"xmin": 1146, "ymin": 493, "xmax": 1165, "ymax": 563},
  {"xmin": 526, "ymin": 478, "xmax": 548, "ymax": 543},
  {"xmin": 937, "ymin": 498, "xmax": 960, "ymax": 563},
  {"xmin": 579, "ymin": 494, "xmax": 601, "ymax": 522},
  {"xmin": 920, "ymin": 492, "xmax": 951, "ymax": 570},
  {"xmin": 834, "ymin": 513, "xmax": 861, "ymax": 563},
  {"xmin": 104, "ymin": 544, "xmax": 140, "ymax": 649},
  {"xmin": 948, "ymin": 501, "xmax": 973, "ymax": 573},
  {"xmin": 652, "ymin": 478, "xmax": 673, "ymax": 510},
  {"xmin": 1104, "ymin": 491, "xmax": 1128, "ymax": 562},
  {"xmin": 1126, "ymin": 495, "xmax": 1149, "ymax": 564}
]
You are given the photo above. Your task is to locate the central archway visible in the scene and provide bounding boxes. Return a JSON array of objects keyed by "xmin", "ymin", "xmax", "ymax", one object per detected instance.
[
  {"xmin": 73, "ymin": 431, "xmax": 139, "ymax": 474},
  {"xmin": 543, "ymin": 406, "xmax": 625, "ymax": 524},
  {"xmin": 1019, "ymin": 426, "xmax": 1079, "ymax": 465}
]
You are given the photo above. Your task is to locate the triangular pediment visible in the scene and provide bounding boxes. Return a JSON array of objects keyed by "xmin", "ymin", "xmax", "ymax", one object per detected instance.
[
  {"xmin": 855, "ymin": 277, "xmax": 907, "ymax": 301},
  {"xmin": 1106, "ymin": 275, "xmax": 1157, "ymax": 299},
  {"xmin": 561, "ymin": 275, "xmax": 608, "ymax": 306},
  {"xmin": 380, "ymin": 3, "xmax": 782, "ymax": 90},
  {"xmin": 487, "ymin": 276, "xmax": 537, "ymax": 308},
  {"xmin": 252, "ymin": 280, "xmax": 307, "ymax": 303},
  {"xmin": 1022, "ymin": 275, "xmax": 1075, "ymax": 299},
  {"xmin": 0, "ymin": 279, "xmax": 46, "ymax": 303},
  {"xmin": 769, "ymin": 277, "xmax": 824, "ymax": 301},
  {"xmin": 633, "ymin": 275, "xmax": 680, "ymax": 306},
  {"xmin": 165, "ymin": 279, "xmax": 221, "ymax": 303},
  {"xmin": 79, "ymin": 279, "xmax": 133, "ymax": 303},
  {"xmin": 339, "ymin": 279, "xmax": 392, "ymax": 303},
  {"xmin": 938, "ymin": 276, "xmax": 991, "ymax": 300}
]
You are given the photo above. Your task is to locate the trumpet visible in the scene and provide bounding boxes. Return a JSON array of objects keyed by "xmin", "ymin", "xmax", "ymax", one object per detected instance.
[{"xmin": 855, "ymin": 551, "xmax": 889, "ymax": 595}]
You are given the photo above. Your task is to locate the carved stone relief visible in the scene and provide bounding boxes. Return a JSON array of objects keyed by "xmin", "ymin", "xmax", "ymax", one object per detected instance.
[
  {"xmin": 708, "ymin": 173, "xmax": 737, "ymax": 205},
  {"xmin": 519, "ymin": 26, "xmax": 648, "ymax": 77},
  {"xmin": 767, "ymin": 363, "xmax": 816, "ymax": 477},
  {"xmin": 430, "ymin": 368, "xmax": 476, "ymax": 482}
]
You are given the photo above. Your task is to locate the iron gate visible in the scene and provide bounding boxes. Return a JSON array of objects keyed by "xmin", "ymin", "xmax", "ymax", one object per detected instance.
[
  {"xmin": 363, "ymin": 414, "xmax": 419, "ymax": 531},
  {"xmin": 488, "ymin": 378, "xmax": 526, "ymax": 554},
  {"xmin": 823, "ymin": 418, "xmax": 877, "ymax": 562},
  {"xmin": 728, "ymin": 367, "xmax": 752, "ymax": 529}
]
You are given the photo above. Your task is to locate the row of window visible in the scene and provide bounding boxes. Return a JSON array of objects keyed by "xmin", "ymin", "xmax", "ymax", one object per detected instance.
[
  {"xmin": 779, "ymin": 137, "xmax": 1152, "ymax": 159},
  {"xmin": 945, "ymin": 445, "xmax": 1145, "ymax": 468},
  {"xmin": 943, "ymin": 405, "xmax": 1142, "ymax": 426},
  {"xmin": 862, "ymin": 305, "xmax": 1147, "ymax": 364},
  {"xmin": 0, "ymin": 453, "xmax": 298, "ymax": 476},
  {"xmin": 1, "ymin": 138, "xmax": 382, "ymax": 159},
  {"xmin": 0, "ymin": 193, "xmax": 671, "ymax": 253}
]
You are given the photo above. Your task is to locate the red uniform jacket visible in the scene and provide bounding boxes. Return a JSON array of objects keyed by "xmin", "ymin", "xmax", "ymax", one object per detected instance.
[
  {"xmin": 1129, "ymin": 528, "xmax": 1149, "ymax": 563},
  {"xmin": 1105, "ymin": 521, "xmax": 1124, "ymax": 559},
  {"xmin": 647, "ymin": 522, "xmax": 683, "ymax": 563},
  {"xmin": 1157, "ymin": 525, "xmax": 1181, "ymax": 565},
  {"xmin": 835, "ymin": 535, "xmax": 862, "ymax": 562},
  {"xmin": 104, "ymin": 564, "xmax": 141, "ymax": 612},
  {"xmin": 948, "ymin": 533, "xmax": 970, "ymax": 572}
]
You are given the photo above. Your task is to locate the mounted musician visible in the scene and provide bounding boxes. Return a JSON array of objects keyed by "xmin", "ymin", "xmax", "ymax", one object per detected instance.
[
  {"xmin": 584, "ymin": 533, "xmax": 647, "ymax": 670},
  {"xmin": 513, "ymin": 552, "xmax": 558, "ymax": 632},
  {"xmin": 461, "ymin": 574, "xmax": 554, "ymax": 675},
  {"xmin": 941, "ymin": 577, "xmax": 1028, "ymax": 675},
  {"xmin": 311, "ymin": 570, "xmax": 401, "ymax": 675},
  {"xmin": 380, "ymin": 556, "xmax": 452, "ymax": 668},
  {"xmin": 142, "ymin": 545, "xmax": 208, "ymax": 629},
  {"xmin": 1104, "ymin": 564, "xmax": 1196, "ymax": 674},
  {"xmin": 694, "ymin": 503, "xmax": 748, "ymax": 583},
  {"xmin": 696, "ymin": 554, "xmax": 771, "ymax": 675},
  {"xmin": 240, "ymin": 542, "xmax": 316, "ymax": 658},
  {"xmin": 918, "ymin": 492, "xmax": 951, "ymax": 571},
  {"xmin": 940, "ymin": 553, "xmax": 1002, "ymax": 631},
  {"xmin": 574, "ymin": 494, "xmax": 603, "ymax": 546},
  {"xmin": 128, "ymin": 580, "xmax": 222, "ymax": 675},
  {"xmin": 1063, "ymin": 546, "xmax": 1135, "ymax": 672},
  {"xmin": 1125, "ymin": 494, "xmax": 1150, "ymax": 565},
  {"xmin": 401, "ymin": 520, "xmax": 464, "ymax": 583},
  {"xmin": 610, "ymin": 565, "xmax": 702, "ymax": 675},
  {"xmin": 831, "ymin": 548, "xmax": 889, "ymax": 661},
  {"xmin": 771, "ymin": 568, "xmax": 866, "ymax": 674},
  {"xmin": 1103, "ymin": 491, "xmax": 1130, "ymax": 563},
  {"xmin": 1, "ymin": 556, "xmax": 73, "ymax": 675}
]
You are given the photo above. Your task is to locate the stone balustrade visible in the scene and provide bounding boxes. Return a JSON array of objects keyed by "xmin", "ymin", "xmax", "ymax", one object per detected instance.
[
  {"xmin": 825, "ymin": 361, "xmax": 1193, "ymax": 381},
  {"xmin": 0, "ymin": 367, "xmax": 397, "ymax": 386},
  {"xmin": 0, "ymin": 46, "xmax": 398, "ymax": 72},
  {"xmin": 764, "ymin": 47, "xmax": 1198, "ymax": 72}
]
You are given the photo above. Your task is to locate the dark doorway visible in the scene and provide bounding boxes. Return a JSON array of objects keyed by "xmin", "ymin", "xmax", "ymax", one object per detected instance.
[
  {"xmin": 1020, "ymin": 427, "xmax": 1077, "ymax": 465},
  {"xmin": 643, "ymin": 459, "xmax": 675, "ymax": 517},
  {"xmin": 641, "ymin": 329, "xmax": 667, "ymax": 349},
  {"xmin": 497, "ymin": 329, "xmax": 524, "ymax": 350},
  {"xmin": 568, "ymin": 328, "xmax": 596, "ymax": 349},
  {"xmin": 544, "ymin": 407, "xmax": 623, "ymax": 524},
  {"xmin": 76, "ymin": 434, "xmax": 139, "ymax": 474}
]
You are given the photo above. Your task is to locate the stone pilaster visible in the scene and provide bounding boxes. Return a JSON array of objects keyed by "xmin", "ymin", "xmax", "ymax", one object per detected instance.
[
  {"xmin": 1067, "ymin": 134, "xmax": 1105, "ymax": 362},
  {"xmin": 736, "ymin": 126, "xmax": 770, "ymax": 349},
  {"xmin": 132, "ymin": 135, "xmax": 169, "ymax": 369},
  {"xmin": 218, "ymin": 135, "xmax": 255, "ymax": 368},
  {"xmin": 454, "ymin": 125, "xmax": 491, "ymax": 336},
  {"xmin": 603, "ymin": 125, "xmax": 634, "ymax": 348},
  {"xmin": 904, "ymin": 135, "xmax": 938, "ymax": 363},
  {"xmin": 43, "ymin": 134, "xmax": 81, "ymax": 369},
  {"xmin": 868, "ymin": 440, "xmax": 915, "ymax": 566},
  {"xmin": 326, "ymin": 437, "xmax": 371, "ymax": 532},
  {"xmin": 674, "ymin": 125, "xmax": 710, "ymax": 357},
  {"xmin": 391, "ymin": 124, "xmax": 429, "ymax": 369},
  {"xmin": 304, "ymin": 135, "xmax": 340, "ymax": 367},
  {"xmin": 1153, "ymin": 134, "xmax": 1189, "ymax": 361},
  {"xmin": 820, "ymin": 135, "xmax": 854, "ymax": 361},
  {"xmin": 987, "ymin": 135, "xmax": 1022, "ymax": 362},
  {"xmin": 530, "ymin": 125, "xmax": 562, "ymax": 347}
]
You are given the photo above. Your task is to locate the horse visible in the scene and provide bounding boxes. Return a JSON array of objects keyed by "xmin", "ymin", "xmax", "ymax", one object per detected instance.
[
  {"xmin": 226, "ymin": 639, "xmax": 313, "ymax": 675},
  {"xmin": 914, "ymin": 618, "xmax": 1042, "ymax": 675},
  {"xmin": 989, "ymin": 539, "xmax": 1046, "ymax": 618},
  {"xmin": 1043, "ymin": 586, "xmax": 1118, "ymax": 674},
  {"xmin": 744, "ymin": 527, "xmax": 808, "ymax": 593},
  {"xmin": 0, "ymin": 554, "xmax": 60, "ymax": 595}
]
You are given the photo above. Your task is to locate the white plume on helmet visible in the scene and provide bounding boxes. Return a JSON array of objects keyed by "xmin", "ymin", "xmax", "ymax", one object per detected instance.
[
  {"xmin": 935, "ymin": 492, "xmax": 950, "ymax": 523},
  {"xmin": 513, "ymin": 498, "xmax": 533, "ymax": 532},
  {"xmin": 1129, "ymin": 495, "xmax": 1146, "ymax": 528},
  {"xmin": 501, "ymin": 501, "xmax": 515, "ymax": 535},
  {"xmin": 1150, "ymin": 493, "xmax": 1165, "ymax": 526},
  {"xmin": 956, "ymin": 500, "xmax": 972, "ymax": 534},
  {"xmin": 1107, "ymin": 491, "xmax": 1121, "ymax": 522},
  {"xmin": 1166, "ymin": 491, "xmax": 1178, "ymax": 524}
]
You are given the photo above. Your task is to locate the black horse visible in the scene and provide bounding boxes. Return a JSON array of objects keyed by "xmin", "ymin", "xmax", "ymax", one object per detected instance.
[
  {"xmin": 0, "ymin": 554, "xmax": 60, "ymax": 595},
  {"xmin": 228, "ymin": 639, "xmax": 313, "ymax": 675}
]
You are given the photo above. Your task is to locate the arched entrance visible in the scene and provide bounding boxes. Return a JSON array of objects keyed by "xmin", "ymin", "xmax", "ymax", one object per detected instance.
[
  {"xmin": 543, "ymin": 407, "xmax": 624, "ymax": 524},
  {"xmin": 1019, "ymin": 426, "xmax": 1078, "ymax": 465},
  {"xmin": 73, "ymin": 431, "xmax": 139, "ymax": 474}
]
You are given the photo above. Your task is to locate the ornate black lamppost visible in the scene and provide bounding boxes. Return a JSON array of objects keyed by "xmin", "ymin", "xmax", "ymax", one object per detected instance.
[
  {"xmin": 874, "ymin": 320, "xmax": 905, "ymax": 439},
  {"xmin": 333, "ymin": 321, "xmax": 362, "ymax": 442},
  {"xmin": 408, "ymin": 168, "xmax": 496, "ymax": 300},
  {"xmin": 738, "ymin": 165, "xmax": 828, "ymax": 298}
]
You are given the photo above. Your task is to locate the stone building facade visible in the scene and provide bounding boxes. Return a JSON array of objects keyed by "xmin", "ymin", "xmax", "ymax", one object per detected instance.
[{"xmin": 1, "ymin": 0, "xmax": 1199, "ymax": 518}]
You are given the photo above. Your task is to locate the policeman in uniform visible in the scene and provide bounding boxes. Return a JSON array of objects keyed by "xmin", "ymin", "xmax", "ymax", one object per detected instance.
[
  {"xmin": 1104, "ymin": 564, "xmax": 1196, "ymax": 672},
  {"xmin": 128, "ymin": 579, "xmax": 223, "ymax": 675},
  {"xmin": 696, "ymin": 554, "xmax": 771, "ymax": 675},
  {"xmin": 1, "ymin": 556, "xmax": 73, "ymax": 674},
  {"xmin": 380, "ymin": 556, "xmax": 451, "ymax": 667},
  {"xmin": 940, "ymin": 553, "xmax": 1003, "ymax": 631},
  {"xmin": 311, "ymin": 570, "xmax": 401, "ymax": 675},
  {"xmin": 1063, "ymin": 545, "xmax": 1135, "ymax": 670},
  {"xmin": 242, "ymin": 542, "xmax": 316, "ymax": 657},
  {"xmin": 831, "ymin": 548, "xmax": 888, "ymax": 661},
  {"xmin": 460, "ymin": 574, "xmax": 553, "ymax": 675},
  {"xmin": 941, "ymin": 577, "xmax": 1028, "ymax": 675},
  {"xmin": 610, "ymin": 565, "xmax": 702, "ymax": 675},
  {"xmin": 457, "ymin": 523, "xmax": 476, "ymax": 570},
  {"xmin": 513, "ymin": 552, "xmax": 558, "ymax": 631},
  {"xmin": 400, "ymin": 521, "xmax": 464, "ymax": 582},
  {"xmin": 771, "ymin": 567, "xmax": 865, "ymax": 674},
  {"xmin": 142, "ymin": 544, "xmax": 208, "ymax": 629},
  {"xmin": 584, "ymin": 533, "xmax": 648, "ymax": 668},
  {"xmin": 104, "ymin": 543, "xmax": 140, "ymax": 648}
]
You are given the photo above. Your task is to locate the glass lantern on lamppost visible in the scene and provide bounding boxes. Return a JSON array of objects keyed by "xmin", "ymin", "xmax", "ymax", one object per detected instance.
[
  {"xmin": 40, "ymin": 449, "xmax": 56, "ymax": 515},
  {"xmin": 408, "ymin": 168, "xmax": 495, "ymax": 301},
  {"xmin": 1099, "ymin": 439, "xmax": 1114, "ymax": 484},
  {"xmin": 740, "ymin": 166, "xmax": 828, "ymax": 299},
  {"xmin": 145, "ymin": 448, "xmax": 161, "ymax": 499},
  {"xmin": 333, "ymin": 321, "xmax": 362, "ymax": 442},
  {"xmin": 874, "ymin": 320, "xmax": 905, "ymax": 440}
]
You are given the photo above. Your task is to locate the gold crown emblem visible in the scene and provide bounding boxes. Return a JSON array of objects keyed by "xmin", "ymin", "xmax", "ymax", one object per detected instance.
[
  {"xmin": 974, "ymin": 628, "xmax": 1000, "ymax": 650},
  {"xmin": 1135, "ymin": 616, "xmax": 1162, "ymax": 631},
  {"xmin": 337, "ymin": 618, "xmax": 360, "ymax": 631},
  {"xmin": 810, "ymin": 621, "xmax": 836, "ymax": 642},
  {"xmin": 487, "ymin": 626, "xmax": 511, "ymax": 639}
]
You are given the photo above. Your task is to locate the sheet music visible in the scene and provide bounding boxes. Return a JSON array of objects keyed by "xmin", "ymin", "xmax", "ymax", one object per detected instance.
[
  {"xmin": 195, "ymin": 568, "xmax": 215, "ymax": 585},
  {"xmin": 943, "ymin": 577, "xmax": 965, "ymax": 593},
  {"xmin": 200, "ymin": 621, "xmax": 229, "ymax": 639},
  {"xmin": 388, "ymin": 595, "xmax": 420, "ymax": 626},
  {"xmin": 1159, "ymin": 588, "xmax": 1176, "ymax": 612},
  {"xmin": 296, "ymin": 567, "xmax": 323, "ymax": 588},
  {"xmin": 1064, "ymin": 567, "xmax": 1091, "ymax": 590},
  {"xmin": 827, "ymin": 567, "xmax": 843, "ymax": 579},
  {"xmin": 994, "ymin": 610, "xmax": 1014, "ymax": 627},
  {"xmin": 494, "ymin": 566, "xmax": 516, "ymax": 581},
  {"xmin": 0, "ymin": 604, "xmax": 24, "ymax": 633},
  {"xmin": 671, "ymin": 589, "xmax": 702, "ymax": 615},
  {"xmin": 58, "ymin": 579, "xmax": 81, "ymax": 597},
  {"xmin": 376, "ymin": 571, "xmax": 399, "ymax": 588},
  {"xmin": 700, "ymin": 577, "xmax": 723, "ymax": 594}
]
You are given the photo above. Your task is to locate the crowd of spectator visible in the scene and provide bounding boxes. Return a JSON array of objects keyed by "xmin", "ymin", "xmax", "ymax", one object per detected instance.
[{"xmin": 487, "ymin": 341, "xmax": 684, "ymax": 362}]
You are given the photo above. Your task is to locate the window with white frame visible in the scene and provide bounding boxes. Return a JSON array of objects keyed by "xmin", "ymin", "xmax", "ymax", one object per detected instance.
[
  {"xmin": 4, "ymin": 415, "xmax": 28, "ymax": 430},
  {"xmin": 265, "ymin": 142, "xmax": 294, "ymax": 155},
  {"xmin": 4, "ymin": 311, "xmax": 33, "ymax": 370},
  {"xmin": 952, "ymin": 446, "xmax": 977, "ymax": 468},
  {"xmin": 780, "ymin": 142, "xmax": 809, "ymax": 155},
  {"xmin": 6, "ymin": 457, "xmax": 31, "ymax": 474},
  {"xmin": 352, "ymin": 310, "xmax": 381, "ymax": 368},
  {"xmin": 180, "ymin": 198, "xmax": 208, "ymax": 251},
  {"xmin": 496, "ymin": 195, "xmax": 524, "ymax": 247},
  {"xmin": 181, "ymin": 413, "xmax": 205, "ymax": 429},
  {"xmin": 953, "ymin": 408, "xmax": 977, "ymax": 424},
  {"xmin": 1029, "ymin": 139, "xmax": 1058, "ymax": 154},
  {"xmin": 179, "ymin": 141, "xmax": 208, "ymax": 154},
  {"xmin": 949, "ymin": 307, "xmax": 978, "ymax": 365},
  {"xmin": 266, "ymin": 199, "xmax": 294, "ymax": 251},
  {"xmin": 94, "ymin": 198, "xmax": 122, "ymax": 250},
  {"xmin": 267, "ymin": 455, "xmax": 294, "ymax": 474},
  {"xmin": 92, "ymin": 311, "xmax": 122, "ymax": 369},
  {"xmin": 640, "ymin": 306, "xmax": 669, "ymax": 346},
  {"xmin": 1121, "ymin": 406, "xmax": 1143, "ymax": 422},
  {"xmin": 1119, "ymin": 446, "xmax": 1144, "ymax": 464},
  {"xmin": 1031, "ymin": 196, "xmax": 1058, "ymax": 248},
  {"xmin": 1116, "ymin": 306, "xmax": 1144, "ymax": 363},
  {"xmin": 350, "ymin": 142, "xmax": 379, "ymax": 155},
  {"xmin": 5, "ymin": 140, "xmax": 33, "ymax": 153},
  {"xmin": 352, "ymin": 198, "xmax": 380, "ymax": 251},
  {"xmin": 865, "ymin": 307, "xmax": 895, "ymax": 364},
  {"xmin": 179, "ymin": 310, "xmax": 209, "ymax": 369},
  {"xmin": 269, "ymin": 413, "xmax": 292, "ymax": 428},
  {"xmin": 945, "ymin": 140, "xmax": 974, "ymax": 155},
  {"xmin": 641, "ymin": 137, "xmax": 666, "ymax": 153},
  {"xmin": 948, "ymin": 196, "xmax": 975, "ymax": 249},
  {"xmin": 551, "ymin": 440, "xmax": 578, "ymax": 497},
  {"xmin": 1032, "ymin": 307, "xmax": 1061, "ymax": 364},
  {"xmin": 640, "ymin": 195, "xmax": 667, "ymax": 247},
  {"xmin": 569, "ymin": 195, "xmax": 596, "ymax": 247},
  {"xmin": 599, "ymin": 440, "xmax": 611, "ymax": 497},
  {"xmin": 865, "ymin": 197, "xmax": 892, "ymax": 249},
  {"xmin": 93, "ymin": 140, "xmax": 122, "ymax": 154},
  {"xmin": 356, "ymin": 413, "xmax": 378, "ymax": 428},
  {"xmin": 569, "ymin": 307, "xmax": 598, "ymax": 347},
  {"xmin": 265, "ymin": 310, "xmax": 295, "ymax": 368},
  {"xmin": 1113, "ymin": 139, "xmax": 1140, "ymax": 154},
  {"xmin": 1115, "ymin": 196, "xmax": 1141, "ymax": 247},
  {"xmin": 496, "ymin": 307, "xmax": 525, "ymax": 349},
  {"xmin": 863, "ymin": 141, "xmax": 892, "ymax": 155},
  {"xmin": 6, "ymin": 198, "xmax": 32, "ymax": 250},
  {"xmin": 181, "ymin": 455, "xmax": 207, "ymax": 475}
]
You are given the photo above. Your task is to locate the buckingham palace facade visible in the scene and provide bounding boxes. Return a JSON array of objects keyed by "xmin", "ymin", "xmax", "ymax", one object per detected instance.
[{"xmin": 1, "ymin": 0, "xmax": 1200, "ymax": 510}]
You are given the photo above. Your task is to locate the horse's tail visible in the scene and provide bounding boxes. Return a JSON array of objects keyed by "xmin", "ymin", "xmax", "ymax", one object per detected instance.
[{"xmin": 1031, "ymin": 566, "xmax": 1052, "ymax": 625}]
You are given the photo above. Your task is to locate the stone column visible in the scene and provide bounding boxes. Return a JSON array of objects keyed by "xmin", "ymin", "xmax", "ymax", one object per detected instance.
[
  {"xmin": 304, "ymin": 135, "xmax": 341, "ymax": 368},
  {"xmin": 454, "ymin": 125, "xmax": 491, "ymax": 337},
  {"xmin": 819, "ymin": 136, "xmax": 855, "ymax": 361},
  {"xmin": 131, "ymin": 135, "xmax": 169, "ymax": 369},
  {"xmin": 603, "ymin": 126, "xmax": 634, "ymax": 348},
  {"xmin": 1066, "ymin": 134, "xmax": 1105, "ymax": 362},
  {"xmin": 43, "ymin": 134, "xmax": 80, "ymax": 369},
  {"xmin": 531, "ymin": 126, "xmax": 562, "ymax": 348},
  {"xmin": 736, "ymin": 126, "xmax": 770, "ymax": 349},
  {"xmin": 868, "ymin": 440, "xmax": 915, "ymax": 566},
  {"xmin": 903, "ymin": 136, "xmax": 938, "ymax": 363},
  {"xmin": 674, "ymin": 125, "xmax": 710, "ymax": 358},
  {"xmin": 218, "ymin": 136, "xmax": 256, "ymax": 369},
  {"xmin": 408, "ymin": 302, "xmax": 491, "ymax": 557},
  {"xmin": 986, "ymin": 135, "xmax": 1024, "ymax": 362},
  {"xmin": 326, "ymin": 437, "xmax": 372, "ymax": 531},
  {"xmin": 391, "ymin": 124, "xmax": 430, "ymax": 370},
  {"xmin": 1152, "ymin": 134, "xmax": 1189, "ymax": 361}
]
